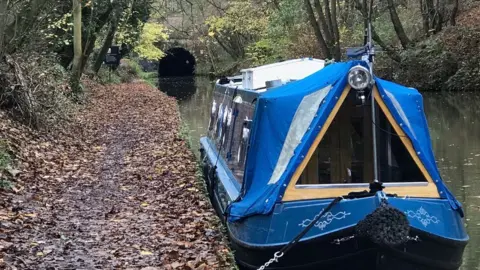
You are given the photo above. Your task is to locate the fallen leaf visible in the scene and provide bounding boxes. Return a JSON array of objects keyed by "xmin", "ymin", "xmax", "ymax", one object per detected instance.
[
  {"xmin": 6, "ymin": 165, "xmax": 21, "ymax": 177},
  {"xmin": 140, "ymin": 250, "xmax": 153, "ymax": 256}
]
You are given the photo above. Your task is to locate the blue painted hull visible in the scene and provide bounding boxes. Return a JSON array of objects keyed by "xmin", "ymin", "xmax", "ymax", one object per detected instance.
[
  {"xmin": 230, "ymin": 226, "xmax": 466, "ymax": 269},
  {"xmin": 199, "ymin": 137, "xmax": 468, "ymax": 269}
]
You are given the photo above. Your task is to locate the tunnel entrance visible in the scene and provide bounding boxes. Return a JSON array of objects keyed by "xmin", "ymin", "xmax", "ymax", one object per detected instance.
[{"xmin": 158, "ymin": 47, "xmax": 196, "ymax": 77}]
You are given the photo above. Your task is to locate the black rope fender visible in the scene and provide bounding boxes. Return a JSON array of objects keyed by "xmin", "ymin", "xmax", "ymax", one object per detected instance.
[{"xmin": 355, "ymin": 199, "xmax": 410, "ymax": 247}]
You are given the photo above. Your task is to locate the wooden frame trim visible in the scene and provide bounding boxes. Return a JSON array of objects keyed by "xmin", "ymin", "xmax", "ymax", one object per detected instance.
[
  {"xmin": 282, "ymin": 86, "xmax": 440, "ymax": 201},
  {"xmin": 283, "ymin": 85, "xmax": 351, "ymax": 201},
  {"xmin": 373, "ymin": 87, "xmax": 438, "ymax": 186}
]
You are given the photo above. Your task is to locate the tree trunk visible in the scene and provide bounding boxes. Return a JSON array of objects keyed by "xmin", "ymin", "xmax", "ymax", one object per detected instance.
[
  {"xmin": 330, "ymin": 0, "xmax": 341, "ymax": 60},
  {"xmin": 93, "ymin": 22, "xmax": 118, "ymax": 73},
  {"xmin": 353, "ymin": 0, "xmax": 401, "ymax": 62},
  {"xmin": 304, "ymin": 0, "xmax": 331, "ymax": 58},
  {"xmin": 419, "ymin": 0, "xmax": 430, "ymax": 35},
  {"xmin": 62, "ymin": 5, "xmax": 112, "ymax": 73},
  {"xmin": 313, "ymin": 0, "xmax": 335, "ymax": 57},
  {"xmin": 386, "ymin": 0, "xmax": 410, "ymax": 49},
  {"xmin": 434, "ymin": 0, "xmax": 446, "ymax": 33},
  {"xmin": 371, "ymin": 26, "xmax": 401, "ymax": 62},
  {"xmin": 323, "ymin": 0, "xmax": 334, "ymax": 37},
  {"xmin": 82, "ymin": 6, "xmax": 115, "ymax": 74},
  {"xmin": 450, "ymin": 0, "xmax": 459, "ymax": 26},
  {"xmin": 0, "ymin": 0, "xmax": 8, "ymax": 57},
  {"xmin": 425, "ymin": 0, "xmax": 435, "ymax": 30},
  {"xmin": 71, "ymin": 0, "xmax": 83, "ymax": 94},
  {"xmin": 80, "ymin": 37, "xmax": 96, "ymax": 73}
]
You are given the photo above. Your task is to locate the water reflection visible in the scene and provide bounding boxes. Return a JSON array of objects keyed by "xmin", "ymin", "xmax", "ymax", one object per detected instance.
[
  {"xmin": 168, "ymin": 77, "xmax": 480, "ymax": 269},
  {"xmin": 423, "ymin": 92, "xmax": 480, "ymax": 270},
  {"xmin": 159, "ymin": 76, "xmax": 214, "ymax": 152},
  {"xmin": 158, "ymin": 77, "xmax": 197, "ymax": 101}
]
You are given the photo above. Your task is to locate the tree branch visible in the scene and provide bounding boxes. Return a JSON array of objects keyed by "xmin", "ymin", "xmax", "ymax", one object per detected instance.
[
  {"xmin": 386, "ymin": 0, "xmax": 411, "ymax": 48},
  {"xmin": 304, "ymin": 0, "xmax": 331, "ymax": 58},
  {"xmin": 450, "ymin": 0, "xmax": 459, "ymax": 26}
]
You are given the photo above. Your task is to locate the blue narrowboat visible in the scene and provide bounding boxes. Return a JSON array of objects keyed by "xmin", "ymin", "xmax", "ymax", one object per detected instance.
[{"xmin": 200, "ymin": 53, "xmax": 468, "ymax": 269}]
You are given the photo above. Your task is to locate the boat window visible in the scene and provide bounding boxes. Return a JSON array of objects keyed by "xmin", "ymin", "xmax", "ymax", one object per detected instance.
[
  {"xmin": 376, "ymin": 109, "xmax": 427, "ymax": 183},
  {"xmin": 296, "ymin": 90, "xmax": 427, "ymax": 186},
  {"xmin": 207, "ymin": 89, "xmax": 256, "ymax": 184}
]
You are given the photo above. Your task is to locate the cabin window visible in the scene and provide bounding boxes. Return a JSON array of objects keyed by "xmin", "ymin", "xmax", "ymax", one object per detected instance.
[
  {"xmin": 207, "ymin": 90, "xmax": 255, "ymax": 184},
  {"xmin": 376, "ymin": 108, "xmax": 427, "ymax": 183},
  {"xmin": 297, "ymin": 90, "xmax": 427, "ymax": 186}
]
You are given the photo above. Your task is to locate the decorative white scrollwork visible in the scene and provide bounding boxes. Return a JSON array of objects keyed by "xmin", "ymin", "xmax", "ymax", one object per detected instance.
[
  {"xmin": 299, "ymin": 210, "xmax": 351, "ymax": 230},
  {"xmin": 405, "ymin": 207, "xmax": 440, "ymax": 227}
]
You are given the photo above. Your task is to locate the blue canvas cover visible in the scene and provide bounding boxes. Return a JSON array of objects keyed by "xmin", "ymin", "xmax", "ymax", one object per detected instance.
[{"xmin": 227, "ymin": 60, "xmax": 462, "ymax": 222}]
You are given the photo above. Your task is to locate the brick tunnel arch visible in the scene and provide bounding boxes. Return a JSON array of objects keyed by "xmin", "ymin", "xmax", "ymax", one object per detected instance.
[{"xmin": 158, "ymin": 47, "xmax": 196, "ymax": 77}]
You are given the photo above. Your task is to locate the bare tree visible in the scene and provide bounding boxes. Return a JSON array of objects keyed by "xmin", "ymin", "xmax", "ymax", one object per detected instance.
[
  {"xmin": 419, "ymin": 0, "xmax": 449, "ymax": 35},
  {"xmin": 435, "ymin": 0, "xmax": 446, "ymax": 33},
  {"xmin": 304, "ymin": 0, "xmax": 331, "ymax": 58},
  {"xmin": 93, "ymin": 19, "xmax": 119, "ymax": 73},
  {"xmin": 306, "ymin": 0, "xmax": 342, "ymax": 60},
  {"xmin": 0, "ymin": 0, "xmax": 8, "ymax": 57},
  {"xmin": 450, "ymin": 0, "xmax": 459, "ymax": 26},
  {"xmin": 353, "ymin": 0, "xmax": 401, "ymax": 62},
  {"xmin": 330, "ymin": 0, "xmax": 341, "ymax": 60},
  {"xmin": 386, "ymin": 0, "xmax": 410, "ymax": 48},
  {"xmin": 323, "ymin": 0, "xmax": 334, "ymax": 36},
  {"xmin": 71, "ymin": 0, "xmax": 82, "ymax": 93},
  {"xmin": 79, "ymin": 4, "xmax": 113, "ymax": 74}
]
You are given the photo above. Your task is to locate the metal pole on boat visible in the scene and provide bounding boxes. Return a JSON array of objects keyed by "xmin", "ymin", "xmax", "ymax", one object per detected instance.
[
  {"xmin": 370, "ymin": 67, "xmax": 378, "ymax": 182},
  {"xmin": 366, "ymin": 11, "xmax": 379, "ymax": 182}
]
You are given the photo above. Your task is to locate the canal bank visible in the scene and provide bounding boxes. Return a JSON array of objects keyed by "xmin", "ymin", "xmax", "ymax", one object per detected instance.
[{"xmin": 0, "ymin": 81, "xmax": 235, "ymax": 269}]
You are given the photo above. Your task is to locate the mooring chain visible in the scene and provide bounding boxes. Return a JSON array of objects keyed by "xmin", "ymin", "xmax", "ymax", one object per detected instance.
[
  {"xmin": 331, "ymin": 235, "xmax": 419, "ymax": 246},
  {"xmin": 407, "ymin": 235, "xmax": 421, "ymax": 242},
  {"xmin": 256, "ymin": 197, "xmax": 343, "ymax": 270},
  {"xmin": 257, "ymin": 251, "xmax": 284, "ymax": 270},
  {"xmin": 332, "ymin": 235, "xmax": 355, "ymax": 245}
]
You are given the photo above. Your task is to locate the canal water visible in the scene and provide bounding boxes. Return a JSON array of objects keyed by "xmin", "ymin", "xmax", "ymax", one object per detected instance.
[{"xmin": 160, "ymin": 76, "xmax": 480, "ymax": 269}]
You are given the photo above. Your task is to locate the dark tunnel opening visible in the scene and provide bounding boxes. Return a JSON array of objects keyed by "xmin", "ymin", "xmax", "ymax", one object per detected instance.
[{"xmin": 158, "ymin": 47, "xmax": 196, "ymax": 77}]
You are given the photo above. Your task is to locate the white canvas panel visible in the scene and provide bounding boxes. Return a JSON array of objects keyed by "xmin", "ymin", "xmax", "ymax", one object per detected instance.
[{"xmin": 267, "ymin": 85, "xmax": 332, "ymax": 185}]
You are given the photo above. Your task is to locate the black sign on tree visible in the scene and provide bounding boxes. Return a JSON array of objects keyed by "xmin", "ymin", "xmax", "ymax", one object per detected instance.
[{"xmin": 104, "ymin": 45, "xmax": 121, "ymax": 79}]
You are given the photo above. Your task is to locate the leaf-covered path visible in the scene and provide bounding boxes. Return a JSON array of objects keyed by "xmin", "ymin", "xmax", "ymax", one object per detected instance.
[{"xmin": 0, "ymin": 82, "xmax": 233, "ymax": 269}]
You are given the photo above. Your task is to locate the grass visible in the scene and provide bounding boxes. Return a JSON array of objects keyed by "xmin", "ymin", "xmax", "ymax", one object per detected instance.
[
  {"xmin": 138, "ymin": 71, "xmax": 157, "ymax": 88},
  {"xmin": 0, "ymin": 140, "xmax": 15, "ymax": 190},
  {"xmin": 96, "ymin": 58, "xmax": 158, "ymax": 87},
  {"xmin": 96, "ymin": 67, "xmax": 122, "ymax": 85},
  {"xmin": 122, "ymin": 59, "xmax": 158, "ymax": 88},
  {"xmin": 0, "ymin": 149, "xmax": 11, "ymax": 169}
]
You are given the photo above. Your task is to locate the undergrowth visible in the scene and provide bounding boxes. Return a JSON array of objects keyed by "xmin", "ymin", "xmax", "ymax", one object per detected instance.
[
  {"xmin": 0, "ymin": 140, "xmax": 15, "ymax": 190},
  {"xmin": 0, "ymin": 53, "xmax": 75, "ymax": 130},
  {"xmin": 96, "ymin": 58, "xmax": 157, "ymax": 87}
]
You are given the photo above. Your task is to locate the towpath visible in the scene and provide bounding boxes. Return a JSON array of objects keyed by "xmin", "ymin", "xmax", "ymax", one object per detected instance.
[{"xmin": 0, "ymin": 82, "xmax": 233, "ymax": 269}]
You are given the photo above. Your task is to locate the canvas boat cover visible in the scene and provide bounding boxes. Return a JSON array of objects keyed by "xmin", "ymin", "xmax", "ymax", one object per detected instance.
[{"xmin": 227, "ymin": 60, "xmax": 462, "ymax": 222}]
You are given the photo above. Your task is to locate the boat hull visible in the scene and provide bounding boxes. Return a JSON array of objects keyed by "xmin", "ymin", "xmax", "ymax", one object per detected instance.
[
  {"xmin": 199, "ymin": 138, "xmax": 468, "ymax": 270},
  {"xmin": 230, "ymin": 226, "xmax": 467, "ymax": 270}
]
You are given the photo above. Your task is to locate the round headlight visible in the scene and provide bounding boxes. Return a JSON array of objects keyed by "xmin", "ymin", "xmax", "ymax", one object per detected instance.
[{"xmin": 348, "ymin": 65, "xmax": 372, "ymax": 90}]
